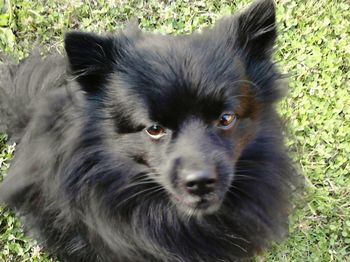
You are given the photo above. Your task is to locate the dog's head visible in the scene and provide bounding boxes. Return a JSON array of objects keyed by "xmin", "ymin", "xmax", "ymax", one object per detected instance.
[{"xmin": 65, "ymin": 0, "xmax": 283, "ymax": 216}]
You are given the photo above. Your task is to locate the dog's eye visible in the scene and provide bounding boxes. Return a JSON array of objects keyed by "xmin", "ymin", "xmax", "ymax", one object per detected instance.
[
  {"xmin": 145, "ymin": 125, "xmax": 167, "ymax": 139},
  {"xmin": 217, "ymin": 113, "xmax": 237, "ymax": 129}
]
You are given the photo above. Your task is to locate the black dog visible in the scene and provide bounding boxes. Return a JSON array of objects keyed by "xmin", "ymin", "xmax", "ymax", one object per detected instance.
[{"xmin": 0, "ymin": 0, "xmax": 301, "ymax": 261}]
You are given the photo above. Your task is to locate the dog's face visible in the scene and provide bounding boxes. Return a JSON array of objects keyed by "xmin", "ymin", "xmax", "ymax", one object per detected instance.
[
  {"xmin": 65, "ymin": 0, "xmax": 280, "ymax": 216},
  {"xmin": 101, "ymin": 35, "xmax": 263, "ymax": 216}
]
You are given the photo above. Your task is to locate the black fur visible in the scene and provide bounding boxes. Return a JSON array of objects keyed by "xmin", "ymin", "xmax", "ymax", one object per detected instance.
[{"xmin": 0, "ymin": 1, "xmax": 301, "ymax": 261}]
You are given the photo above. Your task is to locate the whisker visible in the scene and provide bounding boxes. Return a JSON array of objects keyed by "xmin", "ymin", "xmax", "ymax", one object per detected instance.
[
  {"xmin": 114, "ymin": 186, "xmax": 163, "ymax": 209},
  {"xmin": 233, "ymin": 174, "xmax": 258, "ymax": 181},
  {"xmin": 122, "ymin": 180, "xmax": 158, "ymax": 189},
  {"xmin": 141, "ymin": 187, "xmax": 166, "ymax": 200},
  {"xmin": 228, "ymin": 185, "xmax": 255, "ymax": 200}
]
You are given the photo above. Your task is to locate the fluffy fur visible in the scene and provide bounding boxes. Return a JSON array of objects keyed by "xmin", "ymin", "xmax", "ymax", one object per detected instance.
[{"xmin": 0, "ymin": 0, "xmax": 301, "ymax": 261}]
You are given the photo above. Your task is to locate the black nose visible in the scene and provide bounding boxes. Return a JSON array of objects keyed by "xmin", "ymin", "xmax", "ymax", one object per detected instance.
[{"xmin": 185, "ymin": 171, "xmax": 217, "ymax": 196}]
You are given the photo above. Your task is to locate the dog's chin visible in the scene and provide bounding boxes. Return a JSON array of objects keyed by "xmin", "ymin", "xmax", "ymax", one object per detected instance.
[{"xmin": 172, "ymin": 193, "xmax": 224, "ymax": 216}]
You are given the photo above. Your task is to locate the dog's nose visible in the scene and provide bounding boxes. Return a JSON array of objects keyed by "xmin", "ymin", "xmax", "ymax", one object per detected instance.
[{"xmin": 185, "ymin": 171, "xmax": 217, "ymax": 196}]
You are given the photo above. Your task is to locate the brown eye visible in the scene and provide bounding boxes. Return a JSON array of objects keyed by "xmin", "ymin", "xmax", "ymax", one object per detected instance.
[
  {"xmin": 145, "ymin": 125, "xmax": 167, "ymax": 139},
  {"xmin": 217, "ymin": 113, "xmax": 237, "ymax": 129}
]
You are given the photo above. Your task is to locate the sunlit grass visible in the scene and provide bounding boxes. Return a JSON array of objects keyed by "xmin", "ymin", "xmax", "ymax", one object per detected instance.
[{"xmin": 1, "ymin": 0, "xmax": 349, "ymax": 261}]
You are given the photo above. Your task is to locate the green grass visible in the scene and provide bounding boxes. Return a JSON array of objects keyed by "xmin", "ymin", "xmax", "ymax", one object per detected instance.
[{"xmin": 1, "ymin": 0, "xmax": 349, "ymax": 261}]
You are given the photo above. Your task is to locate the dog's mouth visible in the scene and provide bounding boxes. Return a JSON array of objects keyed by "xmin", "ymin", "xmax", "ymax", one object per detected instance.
[{"xmin": 172, "ymin": 192, "xmax": 223, "ymax": 214}]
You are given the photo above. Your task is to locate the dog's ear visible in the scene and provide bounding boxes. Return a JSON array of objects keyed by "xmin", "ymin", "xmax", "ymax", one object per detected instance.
[
  {"xmin": 236, "ymin": 0, "xmax": 276, "ymax": 59},
  {"xmin": 125, "ymin": 17, "xmax": 141, "ymax": 37},
  {"xmin": 64, "ymin": 32, "xmax": 118, "ymax": 92},
  {"xmin": 215, "ymin": 0, "xmax": 276, "ymax": 61}
]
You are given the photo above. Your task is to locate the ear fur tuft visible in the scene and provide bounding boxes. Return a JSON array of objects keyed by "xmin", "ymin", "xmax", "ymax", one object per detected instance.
[
  {"xmin": 236, "ymin": 0, "xmax": 277, "ymax": 59},
  {"xmin": 64, "ymin": 32, "xmax": 117, "ymax": 91}
]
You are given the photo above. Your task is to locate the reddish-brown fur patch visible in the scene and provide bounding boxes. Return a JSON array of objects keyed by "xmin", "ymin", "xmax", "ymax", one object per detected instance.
[
  {"xmin": 232, "ymin": 82, "xmax": 262, "ymax": 161},
  {"xmin": 236, "ymin": 82, "xmax": 261, "ymax": 119}
]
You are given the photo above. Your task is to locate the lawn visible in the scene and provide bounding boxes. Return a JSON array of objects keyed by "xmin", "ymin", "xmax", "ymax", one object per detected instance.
[{"xmin": 0, "ymin": 0, "xmax": 349, "ymax": 261}]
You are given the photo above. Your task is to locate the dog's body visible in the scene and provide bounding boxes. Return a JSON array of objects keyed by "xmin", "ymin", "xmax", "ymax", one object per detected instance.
[{"xmin": 0, "ymin": 1, "xmax": 300, "ymax": 261}]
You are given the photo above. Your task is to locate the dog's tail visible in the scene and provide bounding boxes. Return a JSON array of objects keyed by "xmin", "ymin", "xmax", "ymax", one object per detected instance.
[{"xmin": 0, "ymin": 52, "xmax": 67, "ymax": 142}]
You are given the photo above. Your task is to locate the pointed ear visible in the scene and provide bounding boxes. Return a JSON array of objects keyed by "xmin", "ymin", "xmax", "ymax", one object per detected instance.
[
  {"xmin": 64, "ymin": 31, "xmax": 117, "ymax": 92},
  {"xmin": 236, "ymin": 0, "xmax": 277, "ymax": 60},
  {"xmin": 125, "ymin": 17, "xmax": 141, "ymax": 37}
]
